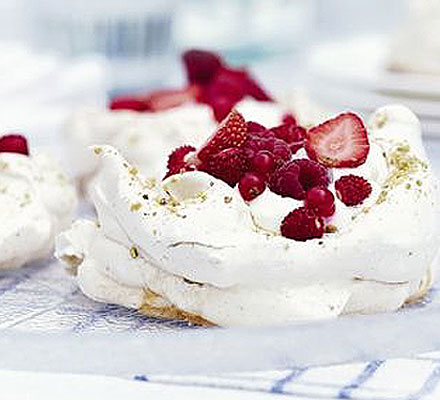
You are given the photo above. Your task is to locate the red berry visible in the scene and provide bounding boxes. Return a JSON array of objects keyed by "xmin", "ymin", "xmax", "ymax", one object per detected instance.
[
  {"xmin": 305, "ymin": 187, "xmax": 335, "ymax": 217},
  {"xmin": 239, "ymin": 172, "xmax": 266, "ymax": 201},
  {"xmin": 0, "ymin": 134, "xmax": 29, "ymax": 155},
  {"xmin": 247, "ymin": 121, "xmax": 266, "ymax": 133},
  {"xmin": 201, "ymin": 148, "xmax": 249, "ymax": 186},
  {"xmin": 208, "ymin": 95, "xmax": 237, "ymax": 122},
  {"xmin": 252, "ymin": 150, "xmax": 276, "ymax": 175},
  {"xmin": 335, "ymin": 175, "xmax": 372, "ymax": 206},
  {"xmin": 109, "ymin": 95, "xmax": 150, "ymax": 112},
  {"xmin": 269, "ymin": 159, "xmax": 330, "ymax": 200},
  {"xmin": 165, "ymin": 145, "xmax": 196, "ymax": 179},
  {"xmin": 144, "ymin": 86, "xmax": 199, "ymax": 112},
  {"xmin": 182, "ymin": 49, "xmax": 223, "ymax": 85},
  {"xmin": 243, "ymin": 134, "xmax": 292, "ymax": 168},
  {"xmin": 282, "ymin": 113, "xmax": 297, "ymax": 126},
  {"xmin": 305, "ymin": 112, "xmax": 370, "ymax": 168},
  {"xmin": 197, "ymin": 110, "xmax": 248, "ymax": 162},
  {"xmin": 281, "ymin": 207, "xmax": 324, "ymax": 241},
  {"xmin": 269, "ymin": 124, "xmax": 305, "ymax": 154}
]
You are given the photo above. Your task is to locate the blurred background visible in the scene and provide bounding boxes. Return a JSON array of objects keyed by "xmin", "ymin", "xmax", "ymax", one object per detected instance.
[{"xmin": 0, "ymin": 0, "xmax": 439, "ymax": 143}]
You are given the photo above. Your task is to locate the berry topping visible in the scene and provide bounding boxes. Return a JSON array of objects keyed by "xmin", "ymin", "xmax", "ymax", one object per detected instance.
[
  {"xmin": 243, "ymin": 133, "xmax": 292, "ymax": 168},
  {"xmin": 238, "ymin": 172, "xmax": 266, "ymax": 201},
  {"xmin": 182, "ymin": 49, "xmax": 223, "ymax": 85},
  {"xmin": 201, "ymin": 148, "xmax": 249, "ymax": 186},
  {"xmin": 251, "ymin": 150, "xmax": 276, "ymax": 175},
  {"xmin": 197, "ymin": 110, "xmax": 248, "ymax": 162},
  {"xmin": 269, "ymin": 124, "xmax": 306, "ymax": 153},
  {"xmin": 144, "ymin": 86, "xmax": 199, "ymax": 112},
  {"xmin": 165, "ymin": 145, "xmax": 196, "ymax": 178},
  {"xmin": 109, "ymin": 95, "xmax": 149, "ymax": 112},
  {"xmin": 269, "ymin": 159, "xmax": 330, "ymax": 200},
  {"xmin": 305, "ymin": 187, "xmax": 335, "ymax": 217},
  {"xmin": 247, "ymin": 121, "xmax": 266, "ymax": 134},
  {"xmin": 335, "ymin": 175, "xmax": 372, "ymax": 206},
  {"xmin": 282, "ymin": 113, "xmax": 297, "ymax": 126},
  {"xmin": 0, "ymin": 135, "xmax": 29, "ymax": 155},
  {"xmin": 281, "ymin": 207, "xmax": 324, "ymax": 241},
  {"xmin": 305, "ymin": 112, "xmax": 370, "ymax": 168}
]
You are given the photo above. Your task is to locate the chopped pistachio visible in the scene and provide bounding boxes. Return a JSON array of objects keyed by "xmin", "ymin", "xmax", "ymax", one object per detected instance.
[
  {"xmin": 129, "ymin": 246, "xmax": 139, "ymax": 259},
  {"xmin": 130, "ymin": 202, "xmax": 142, "ymax": 211}
]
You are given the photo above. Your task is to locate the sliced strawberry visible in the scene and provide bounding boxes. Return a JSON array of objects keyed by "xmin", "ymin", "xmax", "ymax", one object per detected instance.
[
  {"xmin": 196, "ymin": 110, "xmax": 248, "ymax": 162},
  {"xmin": 305, "ymin": 112, "xmax": 370, "ymax": 168},
  {"xmin": 144, "ymin": 85, "xmax": 199, "ymax": 112},
  {"xmin": 109, "ymin": 95, "xmax": 150, "ymax": 112},
  {"xmin": 0, "ymin": 134, "xmax": 29, "ymax": 155}
]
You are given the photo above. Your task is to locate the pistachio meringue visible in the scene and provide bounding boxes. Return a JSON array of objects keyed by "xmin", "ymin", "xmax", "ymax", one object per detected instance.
[{"xmin": 56, "ymin": 105, "xmax": 440, "ymax": 326}]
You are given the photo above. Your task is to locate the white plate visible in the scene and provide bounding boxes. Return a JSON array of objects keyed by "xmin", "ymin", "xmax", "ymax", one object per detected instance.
[
  {"xmin": 0, "ymin": 248, "xmax": 439, "ymax": 376},
  {"xmin": 308, "ymin": 35, "xmax": 440, "ymax": 99}
]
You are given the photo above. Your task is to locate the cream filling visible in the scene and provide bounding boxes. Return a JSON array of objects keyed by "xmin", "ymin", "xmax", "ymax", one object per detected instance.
[{"xmin": 56, "ymin": 105, "xmax": 440, "ymax": 326}]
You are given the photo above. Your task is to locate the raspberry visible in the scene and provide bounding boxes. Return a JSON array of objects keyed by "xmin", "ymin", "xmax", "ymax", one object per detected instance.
[
  {"xmin": 201, "ymin": 148, "xmax": 249, "ymax": 186},
  {"xmin": 282, "ymin": 113, "xmax": 297, "ymax": 126},
  {"xmin": 182, "ymin": 49, "xmax": 223, "ymax": 85},
  {"xmin": 281, "ymin": 207, "xmax": 324, "ymax": 241},
  {"xmin": 243, "ymin": 134, "xmax": 292, "ymax": 168},
  {"xmin": 239, "ymin": 172, "xmax": 266, "ymax": 201},
  {"xmin": 247, "ymin": 121, "xmax": 266, "ymax": 134},
  {"xmin": 269, "ymin": 124, "xmax": 305, "ymax": 154},
  {"xmin": 165, "ymin": 145, "xmax": 196, "ymax": 178},
  {"xmin": 305, "ymin": 187, "xmax": 335, "ymax": 217},
  {"xmin": 269, "ymin": 159, "xmax": 330, "ymax": 200},
  {"xmin": 0, "ymin": 135, "xmax": 29, "ymax": 155},
  {"xmin": 197, "ymin": 110, "xmax": 248, "ymax": 162},
  {"xmin": 294, "ymin": 159, "xmax": 331, "ymax": 192},
  {"xmin": 335, "ymin": 175, "xmax": 372, "ymax": 206},
  {"xmin": 251, "ymin": 150, "xmax": 276, "ymax": 175}
]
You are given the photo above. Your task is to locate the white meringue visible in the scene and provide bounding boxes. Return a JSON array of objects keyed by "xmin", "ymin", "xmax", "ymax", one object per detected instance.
[
  {"xmin": 1, "ymin": 152, "xmax": 77, "ymax": 270},
  {"xmin": 65, "ymin": 98, "xmax": 292, "ymax": 194},
  {"xmin": 56, "ymin": 105, "xmax": 440, "ymax": 326}
]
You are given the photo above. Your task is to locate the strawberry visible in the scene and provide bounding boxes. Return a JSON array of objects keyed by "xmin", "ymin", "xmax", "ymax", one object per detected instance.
[
  {"xmin": 182, "ymin": 49, "xmax": 223, "ymax": 85},
  {"xmin": 165, "ymin": 145, "xmax": 196, "ymax": 179},
  {"xmin": 109, "ymin": 95, "xmax": 150, "ymax": 112},
  {"xmin": 305, "ymin": 112, "xmax": 370, "ymax": 168},
  {"xmin": 144, "ymin": 86, "xmax": 199, "ymax": 112},
  {"xmin": 201, "ymin": 148, "xmax": 249, "ymax": 186},
  {"xmin": 196, "ymin": 110, "xmax": 248, "ymax": 162},
  {"xmin": 0, "ymin": 134, "xmax": 29, "ymax": 155}
]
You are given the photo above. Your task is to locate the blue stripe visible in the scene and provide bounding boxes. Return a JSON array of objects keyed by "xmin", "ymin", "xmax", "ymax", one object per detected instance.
[
  {"xmin": 337, "ymin": 360, "xmax": 384, "ymax": 399},
  {"xmin": 134, "ymin": 375, "xmax": 149, "ymax": 382},
  {"xmin": 408, "ymin": 362, "xmax": 440, "ymax": 400},
  {"xmin": 270, "ymin": 367, "xmax": 307, "ymax": 394}
]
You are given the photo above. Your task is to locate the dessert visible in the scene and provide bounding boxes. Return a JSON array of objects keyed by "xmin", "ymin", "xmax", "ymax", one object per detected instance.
[
  {"xmin": 66, "ymin": 49, "xmax": 295, "ymax": 192},
  {"xmin": 388, "ymin": 0, "xmax": 440, "ymax": 75},
  {"xmin": 0, "ymin": 135, "xmax": 77, "ymax": 270},
  {"xmin": 56, "ymin": 104, "xmax": 439, "ymax": 326}
]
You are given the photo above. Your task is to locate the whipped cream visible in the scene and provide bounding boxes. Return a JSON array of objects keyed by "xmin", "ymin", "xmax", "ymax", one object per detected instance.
[
  {"xmin": 65, "ymin": 98, "xmax": 293, "ymax": 194},
  {"xmin": 56, "ymin": 105, "xmax": 440, "ymax": 326},
  {"xmin": 1, "ymin": 152, "xmax": 77, "ymax": 270}
]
